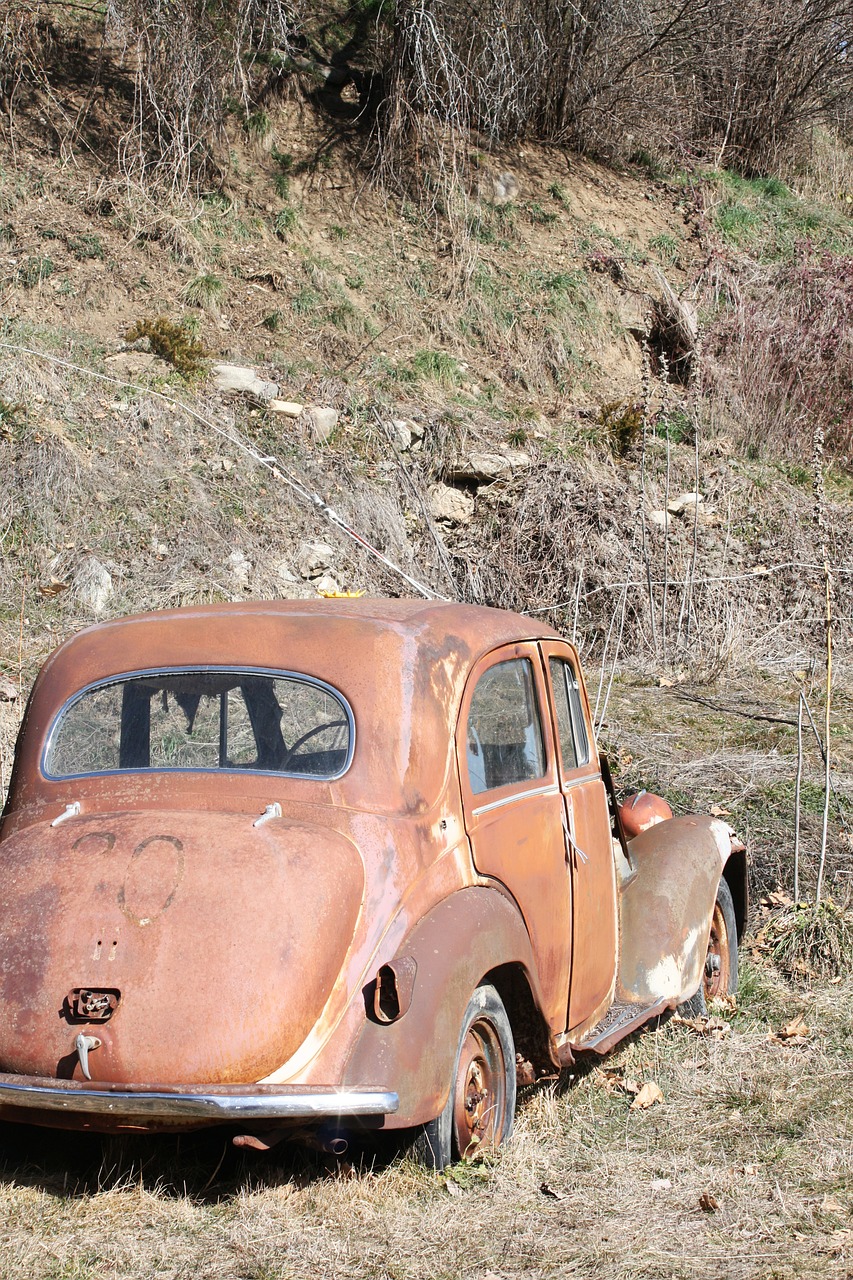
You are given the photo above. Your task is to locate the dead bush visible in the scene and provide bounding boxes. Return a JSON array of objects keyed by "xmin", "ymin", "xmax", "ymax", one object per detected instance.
[{"xmin": 704, "ymin": 246, "xmax": 853, "ymax": 464}]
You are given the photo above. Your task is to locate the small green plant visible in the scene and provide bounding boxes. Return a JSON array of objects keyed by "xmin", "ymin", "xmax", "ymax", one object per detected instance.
[
  {"xmin": 274, "ymin": 206, "xmax": 298, "ymax": 238},
  {"xmin": 271, "ymin": 147, "xmax": 293, "ymax": 173},
  {"xmin": 649, "ymin": 232, "xmax": 679, "ymax": 264},
  {"xmin": 410, "ymin": 350, "xmax": 460, "ymax": 385},
  {"xmin": 0, "ymin": 396, "xmax": 27, "ymax": 440},
  {"xmin": 273, "ymin": 173, "xmax": 290, "ymax": 199},
  {"xmin": 507, "ymin": 425, "xmax": 528, "ymax": 447},
  {"xmin": 345, "ymin": 271, "xmax": 364, "ymax": 289},
  {"xmin": 262, "ymin": 311, "xmax": 284, "ymax": 332},
  {"xmin": 69, "ymin": 234, "xmax": 105, "ymax": 261},
  {"xmin": 245, "ymin": 108, "xmax": 273, "ymax": 146},
  {"xmin": 182, "ymin": 272, "xmax": 224, "ymax": 311},
  {"xmin": 329, "ymin": 224, "xmax": 349, "ymax": 242},
  {"xmin": 630, "ymin": 147, "xmax": 666, "ymax": 179},
  {"xmin": 18, "ymin": 256, "xmax": 54, "ymax": 287},
  {"xmin": 329, "ymin": 299, "xmax": 357, "ymax": 329},
  {"xmin": 291, "ymin": 286, "xmax": 322, "ymax": 316},
  {"xmin": 658, "ymin": 409, "xmax": 693, "ymax": 443},
  {"xmin": 547, "ymin": 181, "xmax": 570, "ymax": 207},
  {"xmin": 124, "ymin": 316, "xmax": 209, "ymax": 378},
  {"xmin": 525, "ymin": 201, "xmax": 558, "ymax": 226}
]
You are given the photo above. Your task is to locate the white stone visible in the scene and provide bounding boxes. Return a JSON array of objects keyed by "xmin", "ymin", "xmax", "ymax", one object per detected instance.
[
  {"xmin": 297, "ymin": 542, "xmax": 336, "ymax": 579},
  {"xmin": 667, "ymin": 491, "xmax": 704, "ymax": 516},
  {"xmin": 0, "ymin": 675, "xmax": 18, "ymax": 701},
  {"xmin": 212, "ymin": 363, "xmax": 279, "ymax": 400},
  {"xmin": 448, "ymin": 449, "xmax": 532, "ymax": 485},
  {"xmin": 304, "ymin": 405, "xmax": 338, "ymax": 443},
  {"xmin": 74, "ymin": 557, "xmax": 113, "ymax": 615},
  {"xmin": 391, "ymin": 419, "xmax": 413, "ymax": 450},
  {"xmin": 492, "ymin": 171, "xmax": 519, "ymax": 204},
  {"xmin": 647, "ymin": 509, "xmax": 670, "ymax": 529},
  {"xmin": 226, "ymin": 549, "xmax": 251, "ymax": 585},
  {"xmin": 314, "ymin": 574, "xmax": 341, "ymax": 595},
  {"xmin": 270, "ymin": 558, "xmax": 298, "ymax": 584},
  {"xmin": 429, "ymin": 482, "xmax": 474, "ymax": 525},
  {"xmin": 269, "ymin": 399, "xmax": 304, "ymax": 417}
]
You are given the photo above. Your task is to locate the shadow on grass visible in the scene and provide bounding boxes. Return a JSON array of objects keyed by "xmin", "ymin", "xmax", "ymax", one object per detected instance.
[{"xmin": 0, "ymin": 1120, "xmax": 409, "ymax": 1201}]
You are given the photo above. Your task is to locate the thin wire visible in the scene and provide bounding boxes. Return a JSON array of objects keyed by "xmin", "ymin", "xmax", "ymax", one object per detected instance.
[
  {"xmin": 530, "ymin": 561, "xmax": 853, "ymax": 612},
  {"xmin": 0, "ymin": 341, "xmax": 449, "ymax": 602}
]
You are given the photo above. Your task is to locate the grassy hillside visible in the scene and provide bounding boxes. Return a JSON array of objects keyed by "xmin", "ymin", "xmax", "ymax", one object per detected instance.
[{"xmin": 1, "ymin": 35, "xmax": 852, "ymax": 1280}]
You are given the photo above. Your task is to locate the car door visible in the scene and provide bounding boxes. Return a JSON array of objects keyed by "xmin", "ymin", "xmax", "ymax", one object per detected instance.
[
  {"xmin": 457, "ymin": 643, "xmax": 572, "ymax": 1032},
  {"xmin": 540, "ymin": 641, "xmax": 618, "ymax": 1033}
]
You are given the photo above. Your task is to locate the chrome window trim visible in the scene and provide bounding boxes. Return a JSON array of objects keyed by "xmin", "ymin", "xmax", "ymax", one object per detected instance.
[
  {"xmin": 472, "ymin": 782, "xmax": 560, "ymax": 817},
  {"xmin": 566, "ymin": 664, "xmax": 591, "ymax": 767},
  {"xmin": 41, "ymin": 665, "xmax": 356, "ymax": 783},
  {"xmin": 563, "ymin": 770, "xmax": 601, "ymax": 790}
]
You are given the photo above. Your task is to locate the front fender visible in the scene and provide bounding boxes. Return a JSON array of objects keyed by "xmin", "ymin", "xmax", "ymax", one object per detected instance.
[
  {"xmin": 618, "ymin": 815, "xmax": 736, "ymax": 1005},
  {"xmin": 342, "ymin": 886, "xmax": 551, "ymax": 1128}
]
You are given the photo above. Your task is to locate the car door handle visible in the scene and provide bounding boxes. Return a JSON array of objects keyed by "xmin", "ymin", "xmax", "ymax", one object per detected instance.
[{"xmin": 562, "ymin": 807, "xmax": 589, "ymax": 866}]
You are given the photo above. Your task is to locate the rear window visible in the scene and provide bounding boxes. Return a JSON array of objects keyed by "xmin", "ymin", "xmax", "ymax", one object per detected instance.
[{"xmin": 44, "ymin": 669, "xmax": 353, "ymax": 780}]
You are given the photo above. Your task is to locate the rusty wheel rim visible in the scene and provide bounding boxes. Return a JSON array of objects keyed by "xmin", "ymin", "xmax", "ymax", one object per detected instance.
[
  {"xmin": 703, "ymin": 899, "xmax": 731, "ymax": 1003},
  {"xmin": 451, "ymin": 1020, "xmax": 506, "ymax": 1159}
]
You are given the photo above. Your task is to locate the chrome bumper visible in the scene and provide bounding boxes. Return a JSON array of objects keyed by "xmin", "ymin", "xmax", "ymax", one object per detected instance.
[{"xmin": 0, "ymin": 1074, "xmax": 398, "ymax": 1121}]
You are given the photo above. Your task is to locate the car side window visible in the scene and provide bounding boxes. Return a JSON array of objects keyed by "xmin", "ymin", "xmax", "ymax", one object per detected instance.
[
  {"xmin": 548, "ymin": 657, "xmax": 590, "ymax": 770},
  {"xmin": 466, "ymin": 658, "xmax": 546, "ymax": 795}
]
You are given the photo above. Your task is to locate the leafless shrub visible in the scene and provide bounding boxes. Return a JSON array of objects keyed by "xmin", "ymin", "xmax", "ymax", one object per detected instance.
[
  {"xmin": 106, "ymin": 0, "xmax": 303, "ymax": 191},
  {"xmin": 704, "ymin": 246, "xmax": 853, "ymax": 464},
  {"xmin": 378, "ymin": 0, "xmax": 853, "ymax": 211}
]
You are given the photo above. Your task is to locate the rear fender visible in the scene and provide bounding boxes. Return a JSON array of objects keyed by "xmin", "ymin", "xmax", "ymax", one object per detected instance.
[
  {"xmin": 342, "ymin": 886, "xmax": 555, "ymax": 1128},
  {"xmin": 618, "ymin": 815, "xmax": 740, "ymax": 1006}
]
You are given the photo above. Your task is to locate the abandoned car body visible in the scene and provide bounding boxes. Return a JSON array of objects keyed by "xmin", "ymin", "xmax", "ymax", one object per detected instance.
[{"xmin": 0, "ymin": 600, "xmax": 746, "ymax": 1165}]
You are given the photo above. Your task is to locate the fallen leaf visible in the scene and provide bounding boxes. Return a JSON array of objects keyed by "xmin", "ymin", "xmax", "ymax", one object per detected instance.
[
  {"xmin": 445, "ymin": 1178, "xmax": 463, "ymax": 1197},
  {"xmin": 822, "ymin": 1230, "xmax": 853, "ymax": 1254},
  {"xmin": 782, "ymin": 1014, "xmax": 809, "ymax": 1038},
  {"xmin": 38, "ymin": 577, "xmax": 69, "ymax": 598},
  {"xmin": 699, "ymin": 1192, "xmax": 720, "ymax": 1212},
  {"xmin": 770, "ymin": 1014, "xmax": 812, "ymax": 1046},
  {"xmin": 540, "ymin": 1183, "xmax": 566, "ymax": 1201},
  {"xmin": 709, "ymin": 803, "xmax": 730, "ymax": 816},
  {"xmin": 630, "ymin": 1081, "xmax": 664, "ymax": 1110}
]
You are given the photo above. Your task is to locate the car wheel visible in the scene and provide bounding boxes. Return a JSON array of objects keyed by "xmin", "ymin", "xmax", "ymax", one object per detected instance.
[
  {"xmin": 678, "ymin": 876, "xmax": 739, "ymax": 1018},
  {"xmin": 414, "ymin": 984, "xmax": 516, "ymax": 1170}
]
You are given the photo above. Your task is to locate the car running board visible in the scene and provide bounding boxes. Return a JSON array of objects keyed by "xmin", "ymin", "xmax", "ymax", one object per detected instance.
[{"xmin": 573, "ymin": 998, "xmax": 671, "ymax": 1055}]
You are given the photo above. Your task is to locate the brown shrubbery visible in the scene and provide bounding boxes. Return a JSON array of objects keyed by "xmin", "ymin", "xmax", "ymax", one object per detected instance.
[
  {"xmin": 2, "ymin": 0, "xmax": 851, "ymax": 184},
  {"xmin": 378, "ymin": 0, "xmax": 853, "ymax": 185},
  {"xmin": 705, "ymin": 246, "xmax": 853, "ymax": 465}
]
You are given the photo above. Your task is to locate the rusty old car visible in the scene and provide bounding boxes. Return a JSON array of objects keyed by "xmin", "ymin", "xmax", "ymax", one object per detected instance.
[{"xmin": 0, "ymin": 599, "xmax": 746, "ymax": 1166}]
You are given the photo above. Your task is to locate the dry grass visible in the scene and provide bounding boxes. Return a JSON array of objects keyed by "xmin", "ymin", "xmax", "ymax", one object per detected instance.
[{"xmin": 0, "ymin": 966, "xmax": 850, "ymax": 1279}]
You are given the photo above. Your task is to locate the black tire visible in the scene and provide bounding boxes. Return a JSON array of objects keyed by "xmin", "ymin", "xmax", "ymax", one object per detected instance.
[
  {"xmin": 413, "ymin": 984, "xmax": 516, "ymax": 1171},
  {"xmin": 678, "ymin": 876, "xmax": 739, "ymax": 1018}
]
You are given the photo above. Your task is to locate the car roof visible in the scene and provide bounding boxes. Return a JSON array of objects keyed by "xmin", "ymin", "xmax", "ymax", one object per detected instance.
[{"xmin": 11, "ymin": 600, "xmax": 564, "ymax": 816}]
